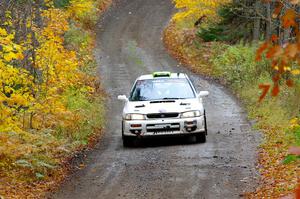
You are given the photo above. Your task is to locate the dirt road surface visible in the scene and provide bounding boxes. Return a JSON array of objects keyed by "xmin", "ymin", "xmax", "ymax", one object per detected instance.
[{"xmin": 51, "ymin": 0, "xmax": 260, "ymax": 198}]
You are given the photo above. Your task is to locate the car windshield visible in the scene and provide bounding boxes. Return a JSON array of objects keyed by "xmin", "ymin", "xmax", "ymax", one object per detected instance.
[{"xmin": 130, "ymin": 78, "xmax": 195, "ymax": 101}]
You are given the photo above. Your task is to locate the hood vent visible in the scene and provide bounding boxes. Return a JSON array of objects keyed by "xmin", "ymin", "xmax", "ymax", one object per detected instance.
[
  {"xmin": 150, "ymin": 100, "xmax": 175, "ymax": 104},
  {"xmin": 135, "ymin": 104, "xmax": 145, "ymax": 108},
  {"xmin": 180, "ymin": 102, "xmax": 191, "ymax": 106}
]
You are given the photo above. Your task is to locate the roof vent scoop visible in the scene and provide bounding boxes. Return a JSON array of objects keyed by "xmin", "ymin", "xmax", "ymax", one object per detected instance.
[{"xmin": 152, "ymin": 71, "xmax": 171, "ymax": 78}]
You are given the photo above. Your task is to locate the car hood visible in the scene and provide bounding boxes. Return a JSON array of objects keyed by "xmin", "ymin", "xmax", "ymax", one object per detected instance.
[{"xmin": 122, "ymin": 98, "xmax": 204, "ymax": 115}]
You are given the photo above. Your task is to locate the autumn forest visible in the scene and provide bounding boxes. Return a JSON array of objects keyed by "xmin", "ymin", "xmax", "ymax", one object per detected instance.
[{"xmin": 0, "ymin": 0, "xmax": 300, "ymax": 198}]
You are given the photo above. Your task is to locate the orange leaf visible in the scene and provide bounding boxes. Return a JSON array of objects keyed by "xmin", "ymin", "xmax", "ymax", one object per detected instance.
[
  {"xmin": 285, "ymin": 43, "xmax": 298, "ymax": 58},
  {"xmin": 266, "ymin": 45, "xmax": 283, "ymax": 59},
  {"xmin": 259, "ymin": 84, "xmax": 271, "ymax": 102},
  {"xmin": 277, "ymin": 65, "xmax": 286, "ymax": 73},
  {"xmin": 272, "ymin": 60, "xmax": 278, "ymax": 67},
  {"xmin": 282, "ymin": 9, "xmax": 296, "ymax": 28},
  {"xmin": 280, "ymin": 57, "xmax": 289, "ymax": 67},
  {"xmin": 256, "ymin": 42, "xmax": 269, "ymax": 61},
  {"xmin": 271, "ymin": 34, "xmax": 278, "ymax": 42},
  {"xmin": 273, "ymin": 74, "xmax": 281, "ymax": 82},
  {"xmin": 296, "ymin": 184, "xmax": 300, "ymax": 199},
  {"xmin": 271, "ymin": 84, "xmax": 280, "ymax": 96},
  {"xmin": 286, "ymin": 79, "xmax": 294, "ymax": 87}
]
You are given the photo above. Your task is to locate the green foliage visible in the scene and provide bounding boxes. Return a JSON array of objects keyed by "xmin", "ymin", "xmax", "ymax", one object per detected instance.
[
  {"xmin": 35, "ymin": 172, "xmax": 45, "ymax": 180},
  {"xmin": 211, "ymin": 43, "xmax": 299, "ymax": 129},
  {"xmin": 213, "ymin": 44, "xmax": 270, "ymax": 88},
  {"xmin": 60, "ymin": 88, "xmax": 105, "ymax": 145},
  {"xmin": 64, "ymin": 23, "xmax": 96, "ymax": 76},
  {"xmin": 197, "ymin": 3, "xmax": 251, "ymax": 43},
  {"xmin": 197, "ymin": 26, "xmax": 227, "ymax": 42},
  {"xmin": 208, "ymin": 44, "xmax": 300, "ymax": 171},
  {"xmin": 64, "ymin": 24, "xmax": 90, "ymax": 50},
  {"xmin": 294, "ymin": 126, "xmax": 300, "ymax": 146},
  {"xmin": 54, "ymin": 0, "xmax": 70, "ymax": 8},
  {"xmin": 15, "ymin": 159, "xmax": 33, "ymax": 168},
  {"xmin": 283, "ymin": 126, "xmax": 300, "ymax": 164},
  {"xmin": 283, "ymin": 154, "xmax": 299, "ymax": 164}
]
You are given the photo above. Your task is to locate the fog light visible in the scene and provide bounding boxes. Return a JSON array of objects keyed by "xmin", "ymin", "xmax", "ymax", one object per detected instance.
[
  {"xmin": 184, "ymin": 120, "xmax": 197, "ymax": 132},
  {"xmin": 130, "ymin": 129, "xmax": 142, "ymax": 135},
  {"xmin": 184, "ymin": 120, "xmax": 197, "ymax": 127}
]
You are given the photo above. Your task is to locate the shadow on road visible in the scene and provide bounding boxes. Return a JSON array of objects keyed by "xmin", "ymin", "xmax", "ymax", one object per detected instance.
[{"xmin": 125, "ymin": 136, "xmax": 203, "ymax": 148}]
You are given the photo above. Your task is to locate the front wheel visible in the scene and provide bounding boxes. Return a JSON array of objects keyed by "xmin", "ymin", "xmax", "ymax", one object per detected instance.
[
  {"xmin": 204, "ymin": 110, "xmax": 208, "ymax": 135},
  {"xmin": 196, "ymin": 112, "xmax": 207, "ymax": 143},
  {"xmin": 195, "ymin": 133, "xmax": 206, "ymax": 143},
  {"xmin": 123, "ymin": 136, "xmax": 134, "ymax": 147}
]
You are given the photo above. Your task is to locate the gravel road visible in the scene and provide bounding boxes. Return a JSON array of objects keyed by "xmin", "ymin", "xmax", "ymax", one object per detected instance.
[{"xmin": 51, "ymin": 0, "xmax": 260, "ymax": 198}]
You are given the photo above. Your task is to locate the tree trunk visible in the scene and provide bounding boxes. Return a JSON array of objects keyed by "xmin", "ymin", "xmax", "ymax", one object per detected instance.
[
  {"xmin": 265, "ymin": 2, "xmax": 272, "ymax": 40},
  {"xmin": 283, "ymin": 28, "xmax": 290, "ymax": 44},
  {"xmin": 253, "ymin": 0, "xmax": 261, "ymax": 41}
]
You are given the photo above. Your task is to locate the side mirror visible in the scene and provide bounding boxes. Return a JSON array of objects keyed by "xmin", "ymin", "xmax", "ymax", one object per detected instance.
[
  {"xmin": 118, "ymin": 95, "xmax": 128, "ymax": 102},
  {"xmin": 198, "ymin": 91, "xmax": 209, "ymax": 98}
]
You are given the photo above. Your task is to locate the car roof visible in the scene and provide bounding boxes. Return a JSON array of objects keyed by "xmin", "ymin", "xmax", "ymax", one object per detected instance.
[{"xmin": 137, "ymin": 72, "xmax": 187, "ymax": 80}]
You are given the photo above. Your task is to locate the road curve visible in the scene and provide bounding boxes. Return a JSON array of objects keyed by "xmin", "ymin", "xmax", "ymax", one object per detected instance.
[{"xmin": 52, "ymin": 0, "xmax": 260, "ymax": 198}]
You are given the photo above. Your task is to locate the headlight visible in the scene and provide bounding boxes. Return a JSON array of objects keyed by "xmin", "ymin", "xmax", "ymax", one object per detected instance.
[
  {"xmin": 181, "ymin": 111, "xmax": 201, "ymax": 118},
  {"xmin": 125, "ymin": 114, "xmax": 146, "ymax": 120}
]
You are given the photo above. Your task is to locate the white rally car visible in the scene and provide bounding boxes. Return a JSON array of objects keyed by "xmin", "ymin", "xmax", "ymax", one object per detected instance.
[{"xmin": 118, "ymin": 72, "xmax": 209, "ymax": 147}]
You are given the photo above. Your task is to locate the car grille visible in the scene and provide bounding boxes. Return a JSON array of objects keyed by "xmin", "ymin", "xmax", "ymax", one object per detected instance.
[
  {"xmin": 146, "ymin": 123, "xmax": 180, "ymax": 132},
  {"xmin": 147, "ymin": 113, "xmax": 179, "ymax": 119}
]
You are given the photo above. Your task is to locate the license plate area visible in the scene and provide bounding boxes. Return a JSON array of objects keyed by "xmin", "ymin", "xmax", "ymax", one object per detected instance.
[{"xmin": 146, "ymin": 123, "xmax": 180, "ymax": 133}]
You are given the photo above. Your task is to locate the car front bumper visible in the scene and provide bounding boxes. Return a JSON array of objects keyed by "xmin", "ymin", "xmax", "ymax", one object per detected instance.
[{"xmin": 122, "ymin": 116, "xmax": 205, "ymax": 137}]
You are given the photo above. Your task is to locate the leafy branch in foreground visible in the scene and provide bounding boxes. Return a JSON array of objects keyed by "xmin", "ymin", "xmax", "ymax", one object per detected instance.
[{"xmin": 256, "ymin": 0, "xmax": 300, "ymax": 102}]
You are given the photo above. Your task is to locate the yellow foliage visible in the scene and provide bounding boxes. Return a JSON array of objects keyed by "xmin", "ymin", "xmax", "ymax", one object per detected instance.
[
  {"xmin": 290, "ymin": 118, "xmax": 300, "ymax": 128},
  {"xmin": 0, "ymin": 28, "xmax": 34, "ymax": 132},
  {"xmin": 0, "ymin": 0, "xmax": 106, "ymax": 197},
  {"xmin": 0, "ymin": 28, "xmax": 7, "ymax": 36},
  {"xmin": 0, "ymin": 29, "xmax": 24, "ymax": 62},
  {"xmin": 68, "ymin": 0, "xmax": 97, "ymax": 20},
  {"xmin": 28, "ymin": 8, "xmax": 88, "ymax": 130},
  {"xmin": 0, "ymin": 7, "xmax": 92, "ymax": 132},
  {"xmin": 172, "ymin": 0, "xmax": 229, "ymax": 26},
  {"xmin": 291, "ymin": 69, "xmax": 300, "ymax": 75}
]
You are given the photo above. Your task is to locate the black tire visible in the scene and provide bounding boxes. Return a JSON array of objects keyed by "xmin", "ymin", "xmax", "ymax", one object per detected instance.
[
  {"xmin": 196, "ymin": 133, "xmax": 206, "ymax": 143},
  {"xmin": 204, "ymin": 110, "xmax": 208, "ymax": 135},
  {"xmin": 121, "ymin": 121, "xmax": 132, "ymax": 147},
  {"xmin": 196, "ymin": 111, "xmax": 207, "ymax": 143},
  {"xmin": 123, "ymin": 136, "xmax": 133, "ymax": 147}
]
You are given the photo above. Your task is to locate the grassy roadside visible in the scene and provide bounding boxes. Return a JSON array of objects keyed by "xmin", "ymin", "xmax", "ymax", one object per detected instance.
[
  {"xmin": 0, "ymin": 0, "xmax": 111, "ymax": 198},
  {"xmin": 164, "ymin": 22, "xmax": 300, "ymax": 198}
]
